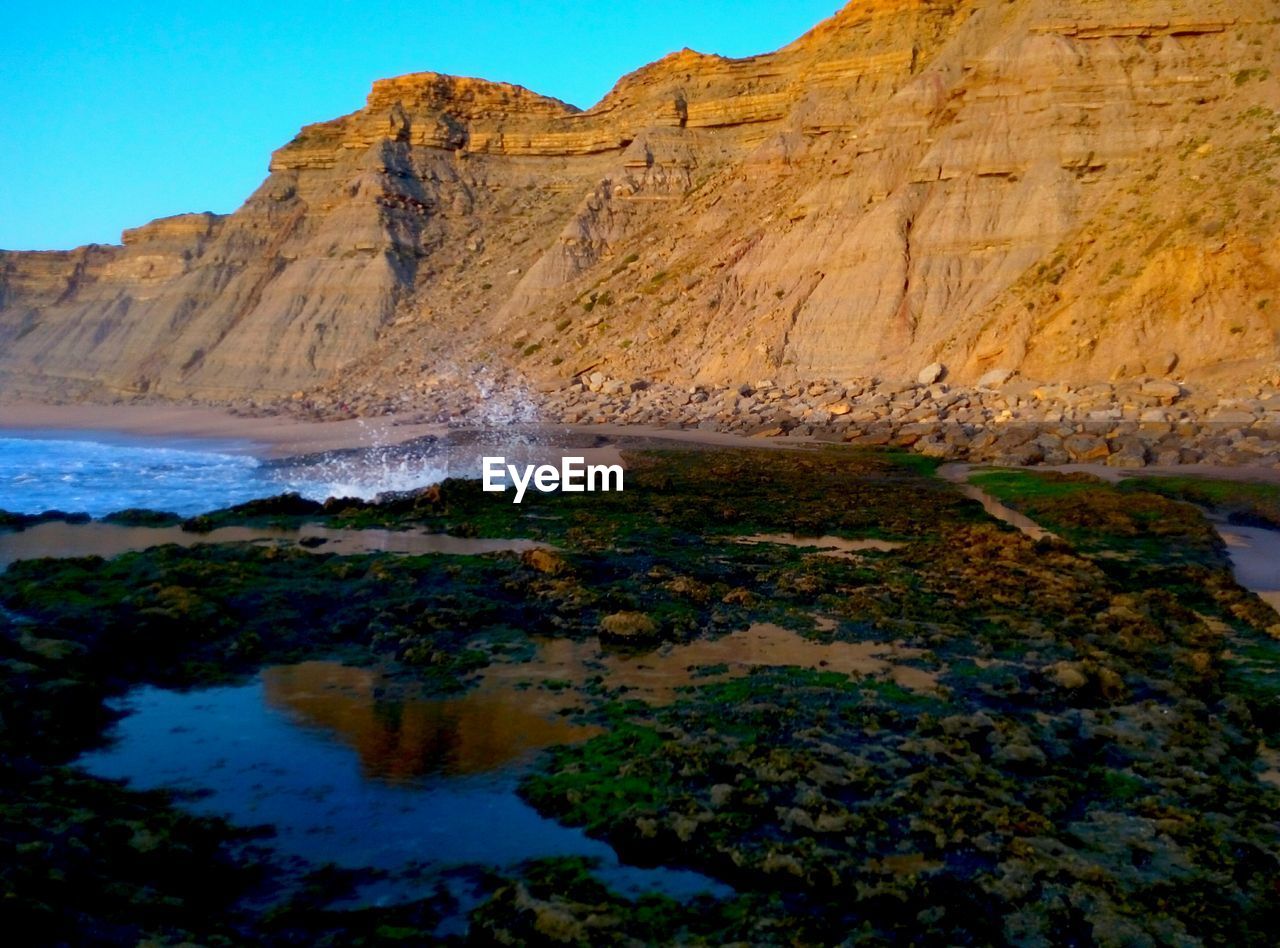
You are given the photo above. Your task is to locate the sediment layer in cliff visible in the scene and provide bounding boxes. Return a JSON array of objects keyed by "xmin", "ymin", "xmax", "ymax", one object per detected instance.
[{"xmin": 2, "ymin": 0, "xmax": 1277, "ymax": 403}]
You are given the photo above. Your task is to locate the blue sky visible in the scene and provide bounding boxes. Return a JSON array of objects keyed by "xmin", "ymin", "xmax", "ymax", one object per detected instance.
[{"xmin": 0, "ymin": 1, "xmax": 841, "ymax": 250}]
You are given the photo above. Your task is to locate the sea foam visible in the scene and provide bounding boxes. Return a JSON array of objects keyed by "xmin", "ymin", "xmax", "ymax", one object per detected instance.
[{"xmin": 0, "ymin": 431, "xmax": 447, "ymax": 518}]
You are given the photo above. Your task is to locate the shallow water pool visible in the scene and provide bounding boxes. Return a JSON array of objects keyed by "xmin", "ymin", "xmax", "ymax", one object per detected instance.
[{"xmin": 75, "ymin": 661, "xmax": 730, "ymax": 911}]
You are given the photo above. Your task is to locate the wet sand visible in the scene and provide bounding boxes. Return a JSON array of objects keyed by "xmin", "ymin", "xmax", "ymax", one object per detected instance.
[
  {"xmin": 0, "ymin": 402, "xmax": 813, "ymax": 462},
  {"xmin": 737, "ymin": 533, "xmax": 906, "ymax": 555},
  {"xmin": 0, "ymin": 521, "xmax": 550, "ymax": 571},
  {"xmin": 480, "ymin": 623, "xmax": 938, "ymax": 705},
  {"xmin": 0, "ymin": 401, "xmax": 449, "ymax": 459}
]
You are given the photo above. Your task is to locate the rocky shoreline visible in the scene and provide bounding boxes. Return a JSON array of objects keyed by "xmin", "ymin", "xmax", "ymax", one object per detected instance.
[
  {"xmin": 291, "ymin": 369, "xmax": 1280, "ymax": 471},
  {"xmin": 5, "ymin": 446, "xmax": 1279, "ymax": 944}
]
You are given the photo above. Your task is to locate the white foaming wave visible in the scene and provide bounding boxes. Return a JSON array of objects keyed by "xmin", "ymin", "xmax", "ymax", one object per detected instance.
[
  {"xmin": 270, "ymin": 449, "xmax": 450, "ymax": 502},
  {"xmin": 0, "ymin": 434, "xmax": 267, "ymax": 517}
]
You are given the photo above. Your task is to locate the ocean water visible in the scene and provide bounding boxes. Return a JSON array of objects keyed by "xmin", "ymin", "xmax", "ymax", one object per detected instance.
[{"xmin": 0, "ymin": 430, "xmax": 448, "ymax": 518}]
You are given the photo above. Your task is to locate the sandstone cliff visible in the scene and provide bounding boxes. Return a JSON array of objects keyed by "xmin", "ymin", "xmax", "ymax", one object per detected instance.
[{"xmin": 2, "ymin": 0, "xmax": 1278, "ymax": 404}]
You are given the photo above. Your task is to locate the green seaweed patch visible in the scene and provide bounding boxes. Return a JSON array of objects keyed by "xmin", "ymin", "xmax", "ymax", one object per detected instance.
[
  {"xmin": 180, "ymin": 492, "xmax": 325, "ymax": 532},
  {"xmin": 882, "ymin": 448, "xmax": 947, "ymax": 477},
  {"xmin": 0, "ymin": 544, "xmax": 551, "ymax": 698},
  {"xmin": 969, "ymin": 470, "xmax": 1228, "ymax": 568},
  {"xmin": 470, "ymin": 855, "xmax": 766, "ymax": 946},
  {"xmin": 316, "ymin": 447, "xmax": 973, "ymax": 550},
  {"xmin": 0, "ymin": 508, "xmax": 92, "ymax": 531},
  {"xmin": 520, "ymin": 611, "xmax": 1280, "ymax": 943},
  {"xmin": 1222, "ymin": 625, "xmax": 1280, "ymax": 735},
  {"xmin": 969, "ymin": 469, "xmax": 1104, "ymax": 502},
  {"xmin": 0, "ymin": 764, "xmax": 270, "ymax": 945},
  {"xmin": 1119, "ymin": 475, "xmax": 1280, "ymax": 530},
  {"xmin": 100, "ymin": 508, "xmax": 184, "ymax": 528}
]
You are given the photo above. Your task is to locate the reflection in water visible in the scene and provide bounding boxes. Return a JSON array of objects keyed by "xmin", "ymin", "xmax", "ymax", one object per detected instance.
[
  {"xmin": 936, "ymin": 464, "xmax": 1057, "ymax": 541},
  {"xmin": 483, "ymin": 623, "xmax": 937, "ymax": 703},
  {"xmin": 76, "ymin": 664, "xmax": 728, "ymax": 911},
  {"xmin": 953, "ymin": 483, "xmax": 1056, "ymax": 541},
  {"xmin": 1218, "ymin": 524, "xmax": 1280, "ymax": 613},
  {"xmin": 0, "ymin": 520, "xmax": 548, "ymax": 570},
  {"xmin": 737, "ymin": 534, "xmax": 905, "ymax": 555},
  {"xmin": 263, "ymin": 662, "xmax": 599, "ymax": 782}
]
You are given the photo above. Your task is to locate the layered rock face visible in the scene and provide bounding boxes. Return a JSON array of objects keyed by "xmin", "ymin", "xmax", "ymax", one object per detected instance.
[{"xmin": 2, "ymin": 0, "xmax": 1278, "ymax": 403}]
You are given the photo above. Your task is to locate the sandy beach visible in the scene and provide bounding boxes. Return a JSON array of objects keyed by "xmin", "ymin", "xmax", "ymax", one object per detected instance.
[
  {"xmin": 5, "ymin": 401, "xmax": 1280, "ymax": 484},
  {"xmin": 0, "ymin": 401, "xmax": 456, "ymax": 458},
  {"xmin": 0, "ymin": 400, "xmax": 822, "ymax": 461}
]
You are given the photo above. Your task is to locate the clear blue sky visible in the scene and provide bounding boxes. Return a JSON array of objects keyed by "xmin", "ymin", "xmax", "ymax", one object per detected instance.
[{"xmin": 0, "ymin": 1, "xmax": 841, "ymax": 251}]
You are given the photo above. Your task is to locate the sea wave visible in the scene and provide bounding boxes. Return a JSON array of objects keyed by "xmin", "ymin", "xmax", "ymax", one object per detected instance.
[{"xmin": 0, "ymin": 432, "xmax": 448, "ymax": 518}]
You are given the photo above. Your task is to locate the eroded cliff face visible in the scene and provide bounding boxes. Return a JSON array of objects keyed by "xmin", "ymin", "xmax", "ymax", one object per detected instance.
[{"xmin": 2, "ymin": 0, "xmax": 1278, "ymax": 403}]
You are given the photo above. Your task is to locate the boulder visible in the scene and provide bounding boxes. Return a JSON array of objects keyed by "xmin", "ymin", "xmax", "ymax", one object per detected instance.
[
  {"xmin": 1106, "ymin": 439, "xmax": 1149, "ymax": 468},
  {"xmin": 917, "ymin": 362, "xmax": 946, "ymax": 385},
  {"xmin": 1064, "ymin": 434, "xmax": 1112, "ymax": 462},
  {"xmin": 1046, "ymin": 661, "xmax": 1088, "ymax": 690},
  {"xmin": 1209, "ymin": 410, "xmax": 1257, "ymax": 426},
  {"xmin": 1140, "ymin": 379, "xmax": 1183, "ymax": 403},
  {"xmin": 599, "ymin": 611, "xmax": 659, "ymax": 644},
  {"xmin": 521, "ymin": 548, "xmax": 570, "ymax": 577},
  {"xmin": 977, "ymin": 368, "xmax": 1015, "ymax": 388}
]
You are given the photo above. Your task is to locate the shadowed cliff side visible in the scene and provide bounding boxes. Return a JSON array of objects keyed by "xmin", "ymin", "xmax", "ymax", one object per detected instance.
[{"xmin": 2, "ymin": 0, "xmax": 1278, "ymax": 405}]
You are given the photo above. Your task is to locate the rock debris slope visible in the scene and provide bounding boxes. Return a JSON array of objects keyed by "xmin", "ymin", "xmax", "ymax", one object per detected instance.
[{"xmin": 2, "ymin": 0, "xmax": 1278, "ymax": 403}]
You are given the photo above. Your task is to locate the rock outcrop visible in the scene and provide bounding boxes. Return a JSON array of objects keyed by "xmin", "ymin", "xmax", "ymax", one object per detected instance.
[{"xmin": 2, "ymin": 0, "xmax": 1278, "ymax": 404}]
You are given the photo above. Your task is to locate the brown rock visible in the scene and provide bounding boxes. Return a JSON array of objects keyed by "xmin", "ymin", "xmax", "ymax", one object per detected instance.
[
  {"xmin": 2, "ymin": 1, "xmax": 1277, "ymax": 403},
  {"xmin": 598, "ymin": 611, "xmax": 659, "ymax": 644},
  {"xmin": 521, "ymin": 548, "xmax": 570, "ymax": 577},
  {"xmin": 1046, "ymin": 661, "xmax": 1089, "ymax": 690},
  {"xmin": 1064, "ymin": 434, "xmax": 1112, "ymax": 462},
  {"xmin": 917, "ymin": 363, "xmax": 947, "ymax": 386}
]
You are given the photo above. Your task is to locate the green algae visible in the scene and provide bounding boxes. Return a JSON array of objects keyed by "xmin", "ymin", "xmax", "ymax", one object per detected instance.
[
  {"xmin": 1, "ymin": 545, "xmax": 543, "ymax": 692},
  {"xmin": 2, "ymin": 445, "xmax": 1279, "ymax": 944},
  {"xmin": 101, "ymin": 508, "xmax": 184, "ymax": 527},
  {"xmin": 470, "ymin": 856, "xmax": 766, "ymax": 946},
  {"xmin": 1119, "ymin": 475, "xmax": 1280, "ymax": 530},
  {"xmin": 969, "ymin": 470, "xmax": 1228, "ymax": 567}
]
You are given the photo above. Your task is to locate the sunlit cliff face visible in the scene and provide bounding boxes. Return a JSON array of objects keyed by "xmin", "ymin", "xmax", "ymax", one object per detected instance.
[{"xmin": 4, "ymin": 1, "xmax": 1277, "ymax": 405}]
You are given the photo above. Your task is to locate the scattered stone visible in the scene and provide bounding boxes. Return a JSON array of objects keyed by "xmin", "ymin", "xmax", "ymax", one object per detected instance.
[
  {"xmin": 917, "ymin": 363, "xmax": 946, "ymax": 385},
  {"xmin": 293, "ymin": 368, "xmax": 1280, "ymax": 473},
  {"xmin": 1141, "ymin": 379, "xmax": 1182, "ymax": 403},
  {"xmin": 977, "ymin": 368, "xmax": 1015, "ymax": 388},
  {"xmin": 1064, "ymin": 434, "xmax": 1111, "ymax": 462}
]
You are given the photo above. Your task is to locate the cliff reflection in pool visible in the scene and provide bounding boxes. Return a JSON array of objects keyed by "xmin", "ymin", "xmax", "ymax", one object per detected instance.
[
  {"xmin": 76, "ymin": 661, "xmax": 727, "ymax": 903},
  {"xmin": 262, "ymin": 661, "xmax": 597, "ymax": 781}
]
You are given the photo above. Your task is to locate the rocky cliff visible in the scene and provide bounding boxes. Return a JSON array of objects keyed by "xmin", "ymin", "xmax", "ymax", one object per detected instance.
[{"xmin": 2, "ymin": 0, "xmax": 1278, "ymax": 404}]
